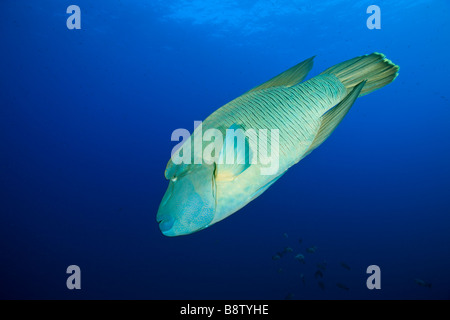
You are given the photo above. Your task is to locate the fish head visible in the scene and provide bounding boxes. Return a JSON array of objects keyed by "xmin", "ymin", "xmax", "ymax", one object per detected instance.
[{"xmin": 157, "ymin": 160, "xmax": 217, "ymax": 236}]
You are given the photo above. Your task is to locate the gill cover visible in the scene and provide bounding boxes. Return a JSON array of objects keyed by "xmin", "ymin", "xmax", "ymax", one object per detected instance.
[{"xmin": 158, "ymin": 123, "xmax": 254, "ymax": 236}]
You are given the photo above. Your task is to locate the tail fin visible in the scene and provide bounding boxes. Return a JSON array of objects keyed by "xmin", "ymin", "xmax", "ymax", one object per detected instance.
[{"xmin": 320, "ymin": 52, "xmax": 399, "ymax": 97}]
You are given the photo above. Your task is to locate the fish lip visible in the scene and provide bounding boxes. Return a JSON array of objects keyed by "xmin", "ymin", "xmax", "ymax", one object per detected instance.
[
  {"xmin": 158, "ymin": 216, "xmax": 175, "ymax": 233},
  {"xmin": 160, "ymin": 228, "xmax": 177, "ymax": 237}
]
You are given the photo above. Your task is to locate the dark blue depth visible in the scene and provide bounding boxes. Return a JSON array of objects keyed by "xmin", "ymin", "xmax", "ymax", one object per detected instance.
[{"xmin": 0, "ymin": 0, "xmax": 449, "ymax": 300}]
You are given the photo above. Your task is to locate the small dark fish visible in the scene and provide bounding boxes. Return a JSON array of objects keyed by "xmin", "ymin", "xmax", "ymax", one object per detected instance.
[
  {"xmin": 272, "ymin": 254, "xmax": 281, "ymax": 260},
  {"xmin": 314, "ymin": 270, "xmax": 324, "ymax": 279},
  {"xmin": 294, "ymin": 253, "xmax": 305, "ymax": 263},
  {"xmin": 284, "ymin": 293, "xmax": 294, "ymax": 300},
  {"xmin": 298, "ymin": 238, "xmax": 302, "ymax": 245},
  {"xmin": 277, "ymin": 268, "xmax": 283, "ymax": 274},
  {"xmin": 318, "ymin": 281, "xmax": 325, "ymax": 291},
  {"xmin": 283, "ymin": 233, "xmax": 289, "ymax": 239},
  {"xmin": 336, "ymin": 283, "xmax": 349, "ymax": 291},
  {"xmin": 276, "ymin": 251, "xmax": 285, "ymax": 258},
  {"xmin": 300, "ymin": 273, "xmax": 306, "ymax": 286},
  {"xmin": 317, "ymin": 261, "xmax": 327, "ymax": 271},
  {"xmin": 414, "ymin": 278, "xmax": 432, "ymax": 288},
  {"xmin": 306, "ymin": 246, "xmax": 317, "ymax": 254},
  {"xmin": 283, "ymin": 247, "xmax": 293, "ymax": 253},
  {"xmin": 340, "ymin": 262, "xmax": 351, "ymax": 270}
]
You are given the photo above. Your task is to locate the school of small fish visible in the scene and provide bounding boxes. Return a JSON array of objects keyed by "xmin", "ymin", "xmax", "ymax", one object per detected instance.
[{"xmin": 273, "ymin": 232, "xmax": 432, "ymax": 299}]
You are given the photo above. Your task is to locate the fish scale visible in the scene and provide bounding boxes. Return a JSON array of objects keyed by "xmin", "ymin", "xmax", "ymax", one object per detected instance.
[{"xmin": 201, "ymin": 74, "xmax": 347, "ymax": 166}]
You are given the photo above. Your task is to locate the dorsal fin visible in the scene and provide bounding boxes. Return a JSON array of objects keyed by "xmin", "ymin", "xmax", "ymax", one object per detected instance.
[
  {"xmin": 303, "ymin": 80, "xmax": 366, "ymax": 156},
  {"xmin": 247, "ymin": 56, "xmax": 315, "ymax": 93}
]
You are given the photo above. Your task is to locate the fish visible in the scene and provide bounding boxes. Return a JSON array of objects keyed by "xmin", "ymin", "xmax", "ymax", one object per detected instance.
[
  {"xmin": 271, "ymin": 254, "xmax": 281, "ymax": 260},
  {"xmin": 336, "ymin": 283, "xmax": 349, "ymax": 291},
  {"xmin": 300, "ymin": 273, "xmax": 306, "ymax": 286},
  {"xmin": 317, "ymin": 261, "xmax": 327, "ymax": 271},
  {"xmin": 318, "ymin": 281, "xmax": 325, "ymax": 291},
  {"xmin": 284, "ymin": 293, "xmax": 294, "ymax": 300},
  {"xmin": 157, "ymin": 53, "xmax": 399, "ymax": 236},
  {"xmin": 414, "ymin": 278, "xmax": 432, "ymax": 288},
  {"xmin": 283, "ymin": 232, "xmax": 289, "ymax": 238},
  {"xmin": 340, "ymin": 262, "xmax": 351, "ymax": 271},
  {"xmin": 283, "ymin": 247, "xmax": 293, "ymax": 254},
  {"xmin": 306, "ymin": 246, "xmax": 317, "ymax": 254},
  {"xmin": 276, "ymin": 251, "xmax": 285, "ymax": 258},
  {"xmin": 314, "ymin": 270, "xmax": 324, "ymax": 279},
  {"xmin": 298, "ymin": 238, "xmax": 302, "ymax": 245},
  {"xmin": 294, "ymin": 253, "xmax": 305, "ymax": 263}
]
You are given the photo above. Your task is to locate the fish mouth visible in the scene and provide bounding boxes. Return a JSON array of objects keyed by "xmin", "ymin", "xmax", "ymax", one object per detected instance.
[
  {"xmin": 156, "ymin": 182, "xmax": 175, "ymax": 235},
  {"xmin": 158, "ymin": 217, "xmax": 174, "ymax": 232},
  {"xmin": 157, "ymin": 217, "xmax": 176, "ymax": 236}
]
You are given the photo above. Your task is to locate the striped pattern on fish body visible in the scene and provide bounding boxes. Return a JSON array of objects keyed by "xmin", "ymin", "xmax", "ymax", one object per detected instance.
[
  {"xmin": 202, "ymin": 74, "xmax": 348, "ymax": 224},
  {"xmin": 201, "ymin": 73, "xmax": 347, "ymax": 171}
]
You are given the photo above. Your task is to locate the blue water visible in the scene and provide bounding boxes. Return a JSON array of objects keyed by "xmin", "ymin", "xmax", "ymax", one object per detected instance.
[{"xmin": 1, "ymin": 0, "xmax": 449, "ymax": 300}]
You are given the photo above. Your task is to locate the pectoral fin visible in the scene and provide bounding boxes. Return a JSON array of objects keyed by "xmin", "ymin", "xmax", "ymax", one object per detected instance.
[
  {"xmin": 215, "ymin": 124, "xmax": 253, "ymax": 181},
  {"xmin": 247, "ymin": 56, "xmax": 315, "ymax": 93}
]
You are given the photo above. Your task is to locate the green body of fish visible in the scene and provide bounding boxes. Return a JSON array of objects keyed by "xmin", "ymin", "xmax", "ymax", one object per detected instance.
[{"xmin": 157, "ymin": 53, "xmax": 399, "ymax": 236}]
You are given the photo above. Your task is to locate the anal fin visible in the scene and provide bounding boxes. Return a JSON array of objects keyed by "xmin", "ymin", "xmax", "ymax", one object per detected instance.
[
  {"xmin": 249, "ymin": 172, "xmax": 286, "ymax": 202},
  {"xmin": 303, "ymin": 80, "xmax": 366, "ymax": 156}
]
